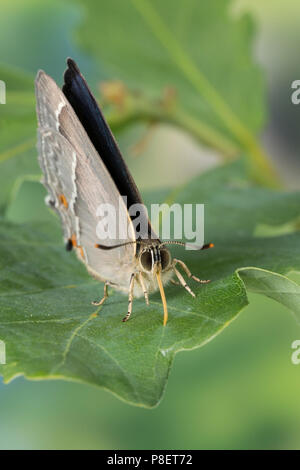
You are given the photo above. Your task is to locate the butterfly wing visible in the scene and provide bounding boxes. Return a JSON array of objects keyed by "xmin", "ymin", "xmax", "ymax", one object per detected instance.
[
  {"xmin": 62, "ymin": 58, "xmax": 143, "ymax": 209},
  {"xmin": 62, "ymin": 58, "xmax": 153, "ymax": 240},
  {"xmin": 35, "ymin": 71, "xmax": 137, "ymax": 289}
]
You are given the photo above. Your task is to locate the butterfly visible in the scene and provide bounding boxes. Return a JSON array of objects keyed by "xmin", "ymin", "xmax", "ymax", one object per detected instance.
[{"xmin": 35, "ymin": 58, "xmax": 213, "ymax": 325}]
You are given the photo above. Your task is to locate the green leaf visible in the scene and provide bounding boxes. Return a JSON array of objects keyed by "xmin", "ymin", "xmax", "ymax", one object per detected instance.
[
  {"xmin": 0, "ymin": 0, "xmax": 278, "ymax": 213},
  {"xmin": 72, "ymin": 0, "xmax": 278, "ymax": 184},
  {"xmin": 0, "ymin": 162, "xmax": 300, "ymax": 407},
  {"xmin": 238, "ymin": 268, "xmax": 300, "ymax": 319},
  {"xmin": 0, "ymin": 64, "xmax": 38, "ymax": 212},
  {"xmin": 0, "ymin": 0, "xmax": 95, "ymax": 214}
]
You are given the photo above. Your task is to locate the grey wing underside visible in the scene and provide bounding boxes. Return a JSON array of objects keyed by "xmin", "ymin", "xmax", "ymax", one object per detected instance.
[{"xmin": 35, "ymin": 71, "xmax": 136, "ymax": 288}]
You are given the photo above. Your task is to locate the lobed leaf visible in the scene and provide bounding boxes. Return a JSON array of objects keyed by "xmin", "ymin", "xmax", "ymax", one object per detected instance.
[{"xmin": 0, "ymin": 163, "xmax": 300, "ymax": 407}]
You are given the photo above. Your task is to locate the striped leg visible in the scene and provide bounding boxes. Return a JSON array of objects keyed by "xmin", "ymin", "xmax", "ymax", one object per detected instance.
[
  {"xmin": 139, "ymin": 272, "xmax": 149, "ymax": 306},
  {"xmin": 92, "ymin": 281, "xmax": 109, "ymax": 306},
  {"xmin": 173, "ymin": 265, "xmax": 195, "ymax": 298},
  {"xmin": 122, "ymin": 273, "xmax": 135, "ymax": 322},
  {"xmin": 173, "ymin": 258, "xmax": 210, "ymax": 284}
]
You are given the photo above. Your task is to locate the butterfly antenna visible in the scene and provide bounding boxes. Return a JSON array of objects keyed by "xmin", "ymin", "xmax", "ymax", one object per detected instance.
[
  {"xmin": 160, "ymin": 241, "xmax": 214, "ymax": 250},
  {"xmin": 95, "ymin": 240, "xmax": 148, "ymax": 250}
]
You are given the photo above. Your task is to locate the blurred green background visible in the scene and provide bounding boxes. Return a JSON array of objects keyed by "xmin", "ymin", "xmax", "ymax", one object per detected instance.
[{"xmin": 1, "ymin": 0, "xmax": 300, "ymax": 449}]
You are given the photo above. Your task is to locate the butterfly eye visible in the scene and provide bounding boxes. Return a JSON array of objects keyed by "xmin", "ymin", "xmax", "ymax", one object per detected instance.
[
  {"xmin": 140, "ymin": 250, "xmax": 153, "ymax": 272},
  {"xmin": 160, "ymin": 249, "xmax": 171, "ymax": 271}
]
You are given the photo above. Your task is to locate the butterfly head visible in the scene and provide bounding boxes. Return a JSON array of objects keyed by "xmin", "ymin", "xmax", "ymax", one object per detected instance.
[
  {"xmin": 138, "ymin": 242, "xmax": 172, "ymax": 275},
  {"xmin": 136, "ymin": 241, "xmax": 171, "ymax": 326}
]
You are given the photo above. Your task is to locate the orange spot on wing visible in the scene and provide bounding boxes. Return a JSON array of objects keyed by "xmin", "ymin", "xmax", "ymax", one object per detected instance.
[
  {"xmin": 59, "ymin": 194, "xmax": 68, "ymax": 208},
  {"xmin": 70, "ymin": 234, "xmax": 85, "ymax": 260},
  {"xmin": 79, "ymin": 246, "xmax": 84, "ymax": 259},
  {"xmin": 71, "ymin": 234, "xmax": 77, "ymax": 247}
]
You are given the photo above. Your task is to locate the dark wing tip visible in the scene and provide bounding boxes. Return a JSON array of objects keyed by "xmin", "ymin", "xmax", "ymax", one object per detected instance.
[
  {"xmin": 64, "ymin": 58, "xmax": 81, "ymax": 86},
  {"xmin": 66, "ymin": 57, "xmax": 79, "ymax": 71}
]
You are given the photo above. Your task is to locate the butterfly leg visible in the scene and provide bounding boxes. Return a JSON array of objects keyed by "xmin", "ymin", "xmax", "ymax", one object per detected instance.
[
  {"xmin": 173, "ymin": 258, "xmax": 211, "ymax": 284},
  {"xmin": 139, "ymin": 272, "xmax": 149, "ymax": 306},
  {"xmin": 170, "ymin": 279, "xmax": 180, "ymax": 286},
  {"xmin": 122, "ymin": 273, "xmax": 135, "ymax": 322},
  {"xmin": 172, "ymin": 264, "xmax": 196, "ymax": 298},
  {"xmin": 92, "ymin": 281, "xmax": 110, "ymax": 306}
]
